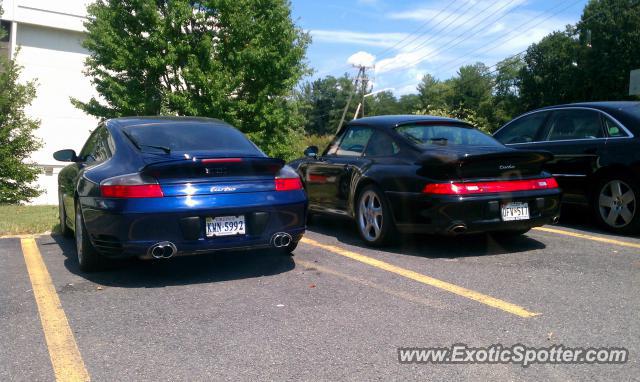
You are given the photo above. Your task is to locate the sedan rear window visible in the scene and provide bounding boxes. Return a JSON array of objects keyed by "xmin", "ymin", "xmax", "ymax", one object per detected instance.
[
  {"xmin": 396, "ymin": 124, "xmax": 503, "ymax": 147},
  {"xmin": 123, "ymin": 122, "xmax": 262, "ymax": 155}
]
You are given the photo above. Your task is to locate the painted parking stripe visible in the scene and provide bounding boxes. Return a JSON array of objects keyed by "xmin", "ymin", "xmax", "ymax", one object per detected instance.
[
  {"xmin": 300, "ymin": 237, "xmax": 539, "ymax": 318},
  {"xmin": 296, "ymin": 259, "xmax": 447, "ymax": 310},
  {"xmin": 20, "ymin": 237, "xmax": 90, "ymax": 382},
  {"xmin": 533, "ymin": 227, "xmax": 640, "ymax": 250}
]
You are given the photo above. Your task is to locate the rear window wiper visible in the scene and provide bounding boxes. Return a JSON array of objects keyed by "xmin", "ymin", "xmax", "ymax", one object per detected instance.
[
  {"xmin": 122, "ymin": 130, "xmax": 171, "ymax": 153},
  {"xmin": 401, "ymin": 133, "xmax": 423, "ymax": 144}
]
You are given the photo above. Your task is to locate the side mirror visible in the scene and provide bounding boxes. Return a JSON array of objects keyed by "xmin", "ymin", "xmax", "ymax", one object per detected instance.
[
  {"xmin": 304, "ymin": 145, "xmax": 319, "ymax": 158},
  {"xmin": 53, "ymin": 149, "xmax": 78, "ymax": 162}
]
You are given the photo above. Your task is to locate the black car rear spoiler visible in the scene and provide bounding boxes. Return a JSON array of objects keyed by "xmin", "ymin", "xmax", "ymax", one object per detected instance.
[{"xmin": 418, "ymin": 150, "xmax": 554, "ymax": 180}]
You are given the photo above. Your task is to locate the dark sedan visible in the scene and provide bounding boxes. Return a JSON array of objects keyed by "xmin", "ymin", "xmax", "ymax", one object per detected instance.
[
  {"xmin": 494, "ymin": 102, "xmax": 640, "ymax": 234},
  {"xmin": 54, "ymin": 117, "xmax": 307, "ymax": 271},
  {"xmin": 289, "ymin": 115, "xmax": 561, "ymax": 246}
]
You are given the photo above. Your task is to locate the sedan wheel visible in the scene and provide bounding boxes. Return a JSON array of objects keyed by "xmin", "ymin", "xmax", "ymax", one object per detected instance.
[
  {"xmin": 598, "ymin": 180, "xmax": 636, "ymax": 228},
  {"xmin": 356, "ymin": 186, "xmax": 396, "ymax": 246},
  {"xmin": 594, "ymin": 177, "xmax": 640, "ymax": 234}
]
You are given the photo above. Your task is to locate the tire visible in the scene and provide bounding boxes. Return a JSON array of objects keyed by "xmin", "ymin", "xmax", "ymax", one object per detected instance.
[
  {"xmin": 355, "ymin": 185, "xmax": 397, "ymax": 246},
  {"xmin": 58, "ymin": 192, "xmax": 73, "ymax": 238},
  {"xmin": 592, "ymin": 175, "xmax": 640, "ymax": 234},
  {"xmin": 75, "ymin": 203, "xmax": 106, "ymax": 272}
]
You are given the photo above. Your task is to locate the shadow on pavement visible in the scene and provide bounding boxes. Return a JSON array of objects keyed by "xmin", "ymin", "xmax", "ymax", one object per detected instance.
[
  {"xmin": 49, "ymin": 235, "xmax": 295, "ymax": 288},
  {"xmin": 556, "ymin": 204, "xmax": 640, "ymax": 238},
  {"xmin": 307, "ymin": 215, "xmax": 546, "ymax": 259}
]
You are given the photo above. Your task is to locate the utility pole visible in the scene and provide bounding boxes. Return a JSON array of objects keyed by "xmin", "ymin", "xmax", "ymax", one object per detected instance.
[
  {"xmin": 360, "ymin": 67, "xmax": 370, "ymax": 119},
  {"xmin": 336, "ymin": 64, "xmax": 372, "ymax": 133}
]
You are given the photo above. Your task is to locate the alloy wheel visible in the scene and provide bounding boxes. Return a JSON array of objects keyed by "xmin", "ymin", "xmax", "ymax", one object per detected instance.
[
  {"xmin": 598, "ymin": 180, "xmax": 636, "ymax": 228},
  {"xmin": 58, "ymin": 194, "xmax": 66, "ymax": 231},
  {"xmin": 75, "ymin": 209, "xmax": 84, "ymax": 264},
  {"xmin": 358, "ymin": 190, "xmax": 384, "ymax": 242}
]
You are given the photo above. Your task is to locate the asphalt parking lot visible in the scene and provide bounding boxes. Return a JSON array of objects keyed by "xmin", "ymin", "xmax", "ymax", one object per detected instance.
[{"xmin": 1, "ymin": 208, "xmax": 639, "ymax": 381}]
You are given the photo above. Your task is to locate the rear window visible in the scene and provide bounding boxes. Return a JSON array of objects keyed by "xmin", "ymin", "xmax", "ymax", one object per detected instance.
[
  {"xmin": 123, "ymin": 122, "xmax": 262, "ymax": 155},
  {"xmin": 396, "ymin": 124, "xmax": 503, "ymax": 147}
]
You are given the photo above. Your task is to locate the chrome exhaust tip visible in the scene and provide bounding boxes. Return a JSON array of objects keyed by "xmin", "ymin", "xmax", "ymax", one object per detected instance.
[
  {"xmin": 148, "ymin": 241, "xmax": 177, "ymax": 259},
  {"xmin": 448, "ymin": 224, "xmax": 468, "ymax": 235},
  {"xmin": 552, "ymin": 215, "xmax": 561, "ymax": 225},
  {"xmin": 271, "ymin": 232, "xmax": 292, "ymax": 248}
]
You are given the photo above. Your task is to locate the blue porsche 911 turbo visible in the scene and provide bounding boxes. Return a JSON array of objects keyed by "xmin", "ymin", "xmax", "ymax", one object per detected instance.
[{"xmin": 54, "ymin": 117, "xmax": 307, "ymax": 271}]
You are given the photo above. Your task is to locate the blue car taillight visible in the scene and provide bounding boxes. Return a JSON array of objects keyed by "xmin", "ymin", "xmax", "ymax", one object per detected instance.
[
  {"xmin": 274, "ymin": 166, "xmax": 303, "ymax": 192},
  {"xmin": 100, "ymin": 173, "xmax": 164, "ymax": 198}
]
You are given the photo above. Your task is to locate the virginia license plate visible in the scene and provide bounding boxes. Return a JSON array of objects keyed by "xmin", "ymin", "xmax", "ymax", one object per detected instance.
[
  {"xmin": 206, "ymin": 215, "xmax": 245, "ymax": 237},
  {"xmin": 501, "ymin": 202, "xmax": 530, "ymax": 221}
]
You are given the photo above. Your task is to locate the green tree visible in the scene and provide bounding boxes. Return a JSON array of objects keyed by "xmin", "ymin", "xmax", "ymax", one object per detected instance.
[
  {"xmin": 365, "ymin": 90, "xmax": 401, "ymax": 116},
  {"xmin": 0, "ymin": 10, "xmax": 43, "ymax": 204},
  {"xmin": 73, "ymin": 0, "xmax": 310, "ymax": 160},
  {"xmin": 579, "ymin": 0, "xmax": 640, "ymax": 100},
  {"xmin": 397, "ymin": 94, "xmax": 421, "ymax": 114},
  {"xmin": 296, "ymin": 74, "xmax": 355, "ymax": 135},
  {"xmin": 415, "ymin": 106, "xmax": 491, "ymax": 133},
  {"xmin": 493, "ymin": 56, "xmax": 525, "ymax": 126},
  {"xmin": 416, "ymin": 74, "xmax": 450, "ymax": 109},
  {"xmin": 451, "ymin": 63, "xmax": 493, "ymax": 114},
  {"xmin": 519, "ymin": 30, "xmax": 584, "ymax": 109}
]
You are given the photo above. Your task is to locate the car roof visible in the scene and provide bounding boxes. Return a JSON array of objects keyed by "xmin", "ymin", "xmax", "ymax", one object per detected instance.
[
  {"xmin": 106, "ymin": 116, "xmax": 233, "ymax": 129},
  {"xmin": 535, "ymin": 101, "xmax": 640, "ymax": 113},
  {"xmin": 347, "ymin": 114, "xmax": 465, "ymax": 128}
]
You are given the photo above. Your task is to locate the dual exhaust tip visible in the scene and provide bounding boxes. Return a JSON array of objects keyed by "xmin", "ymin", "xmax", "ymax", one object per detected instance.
[
  {"xmin": 147, "ymin": 233, "xmax": 292, "ymax": 259},
  {"xmin": 271, "ymin": 232, "xmax": 292, "ymax": 248},
  {"xmin": 148, "ymin": 241, "xmax": 177, "ymax": 259},
  {"xmin": 447, "ymin": 215, "xmax": 561, "ymax": 236}
]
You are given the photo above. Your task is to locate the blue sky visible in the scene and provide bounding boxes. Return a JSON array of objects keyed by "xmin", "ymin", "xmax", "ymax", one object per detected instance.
[{"xmin": 291, "ymin": 0, "xmax": 589, "ymax": 95}]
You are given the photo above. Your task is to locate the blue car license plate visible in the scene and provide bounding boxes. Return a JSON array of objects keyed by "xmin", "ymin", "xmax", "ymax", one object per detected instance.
[{"xmin": 206, "ymin": 215, "xmax": 246, "ymax": 237}]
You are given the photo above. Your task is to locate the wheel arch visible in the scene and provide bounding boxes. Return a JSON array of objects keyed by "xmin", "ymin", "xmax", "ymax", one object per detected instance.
[
  {"xmin": 589, "ymin": 164, "xmax": 638, "ymax": 199},
  {"xmin": 350, "ymin": 177, "xmax": 379, "ymax": 217},
  {"xmin": 350, "ymin": 177, "xmax": 399, "ymax": 225}
]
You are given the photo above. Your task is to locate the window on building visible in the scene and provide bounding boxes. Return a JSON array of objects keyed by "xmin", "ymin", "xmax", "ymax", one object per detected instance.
[{"xmin": 0, "ymin": 20, "xmax": 11, "ymax": 60}]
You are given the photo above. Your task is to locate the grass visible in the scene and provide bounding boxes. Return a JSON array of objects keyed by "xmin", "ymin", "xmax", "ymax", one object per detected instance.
[{"xmin": 0, "ymin": 205, "xmax": 60, "ymax": 236}]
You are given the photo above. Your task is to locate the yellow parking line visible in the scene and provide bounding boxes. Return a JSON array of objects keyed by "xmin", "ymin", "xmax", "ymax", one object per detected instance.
[
  {"xmin": 300, "ymin": 237, "xmax": 539, "ymax": 318},
  {"xmin": 533, "ymin": 227, "xmax": 640, "ymax": 250},
  {"xmin": 20, "ymin": 237, "xmax": 90, "ymax": 382},
  {"xmin": 296, "ymin": 259, "xmax": 446, "ymax": 310}
]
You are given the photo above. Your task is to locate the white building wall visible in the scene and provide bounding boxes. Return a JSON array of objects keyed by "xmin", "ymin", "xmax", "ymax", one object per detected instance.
[{"xmin": 2, "ymin": 0, "xmax": 99, "ymax": 205}]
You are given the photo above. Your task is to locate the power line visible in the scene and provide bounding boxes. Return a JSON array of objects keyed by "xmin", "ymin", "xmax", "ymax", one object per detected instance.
[
  {"xmin": 375, "ymin": 0, "xmax": 475, "ymax": 61},
  {"xmin": 388, "ymin": 0, "xmax": 638, "ymax": 96},
  {"xmin": 382, "ymin": 0, "xmax": 522, "ymax": 74},
  {"xmin": 323, "ymin": 0, "xmax": 474, "ymax": 76},
  {"xmin": 373, "ymin": 0, "xmax": 466, "ymax": 59},
  {"xmin": 432, "ymin": 0, "xmax": 583, "ymax": 75}
]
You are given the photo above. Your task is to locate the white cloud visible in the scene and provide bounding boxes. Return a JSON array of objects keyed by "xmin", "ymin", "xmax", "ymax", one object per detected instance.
[
  {"xmin": 310, "ymin": 30, "xmax": 408, "ymax": 48},
  {"xmin": 308, "ymin": 0, "xmax": 580, "ymax": 96},
  {"xmin": 347, "ymin": 51, "xmax": 376, "ymax": 67},
  {"xmin": 390, "ymin": 0, "xmax": 528, "ymax": 23},
  {"xmin": 376, "ymin": 49, "xmax": 433, "ymax": 73}
]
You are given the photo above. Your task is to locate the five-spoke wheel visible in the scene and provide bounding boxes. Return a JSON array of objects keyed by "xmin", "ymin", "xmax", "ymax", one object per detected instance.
[
  {"xmin": 355, "ymin": 185, "xmax": 395, "ymax": 246},
  {"xmin": 594, "ymin": 176, "xmax": 639, "ymax": 234}
]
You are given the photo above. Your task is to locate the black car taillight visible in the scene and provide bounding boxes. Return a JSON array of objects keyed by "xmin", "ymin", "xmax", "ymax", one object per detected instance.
[{"xmin": 423, "ymin": 178, "xmax": 559, "ymax": 195}]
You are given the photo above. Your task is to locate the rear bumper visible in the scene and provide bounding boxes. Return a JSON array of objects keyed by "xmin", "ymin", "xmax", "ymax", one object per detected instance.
[
  {"xmin": 387, "ymin": 188, "xmax": 561, "ymax": 235},
  {"xmin": 79, "ymin": 191, "xmax": 307, "ymax": 258}
]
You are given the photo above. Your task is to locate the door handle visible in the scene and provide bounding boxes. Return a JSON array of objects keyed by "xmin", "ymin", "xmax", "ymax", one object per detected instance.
[{"xmin": 583, "ymin": 148, "xmax": 597, "ymax": 154}]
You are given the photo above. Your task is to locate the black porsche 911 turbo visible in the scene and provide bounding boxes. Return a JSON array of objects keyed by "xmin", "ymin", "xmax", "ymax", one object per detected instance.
[{"xmin": 289, "ymin": 115, "xmax": 562, "ymax": 246}]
